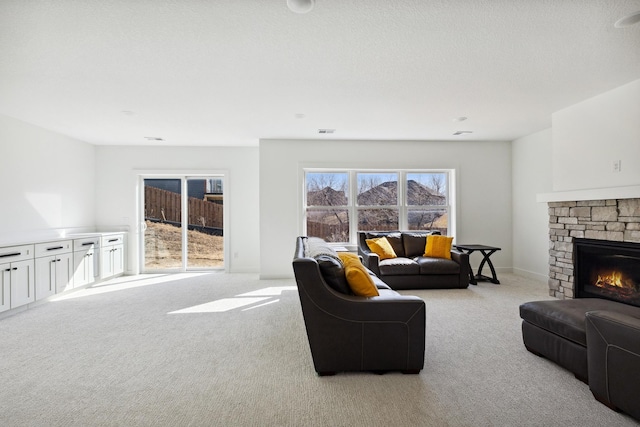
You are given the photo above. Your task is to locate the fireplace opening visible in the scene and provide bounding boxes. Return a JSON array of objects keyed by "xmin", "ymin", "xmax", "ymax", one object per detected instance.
[{"xmin": 574, "ymin": 238, "xmax": 640, "ymax": 307}]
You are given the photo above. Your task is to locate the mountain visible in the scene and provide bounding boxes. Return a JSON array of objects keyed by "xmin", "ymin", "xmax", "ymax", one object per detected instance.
[
  {"xmin": 357, "ymin": 180, "xmax": 444, "ymax": 206},
  {"xmin": 308, "ymin": 180, "xmax": 444, "ymax": 207},
  {"xmin": 307, "ymin": 186, "xmax": 348, "ymax": 206}
]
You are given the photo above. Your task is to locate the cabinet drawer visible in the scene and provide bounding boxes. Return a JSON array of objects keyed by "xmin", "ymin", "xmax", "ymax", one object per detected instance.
[
  {"xmin": 101, "ymin": 234, "xmax": 124, "ymax": 247},
  {"xmin": 73, "ymin": 237, "xmax": 101, "ymax": 251},
  {"xmin": 0, "ymin": 244, "xmax": 34, "ymax": 263},
  {"xmin": 35, "ymin": 240, "xmax": 72, "ymax": 257}
]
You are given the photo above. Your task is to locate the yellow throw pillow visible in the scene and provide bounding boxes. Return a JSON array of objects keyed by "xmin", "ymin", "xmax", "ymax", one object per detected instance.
[
  {"xmin": 424, "ymin": 235, "xmax": 453, "ymax": 260},
  {"xmin": 337, "ymin": 252, "xmax": 379, "ymax": 297},
  {"xmin": 338, "ymin": 252, "xmax": 360, "ymax": 264},
  {"xmin": 365, "ymin": 237, "xmax": 397, "ymax": 260}
]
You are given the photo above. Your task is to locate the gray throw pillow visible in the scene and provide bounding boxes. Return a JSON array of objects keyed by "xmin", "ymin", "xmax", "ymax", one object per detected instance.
[{"xmin": 316, "ymin": 255, "xmax": 351, "ymax": 295}]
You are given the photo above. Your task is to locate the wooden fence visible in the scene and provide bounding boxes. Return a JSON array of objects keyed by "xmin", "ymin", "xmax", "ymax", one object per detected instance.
[
  {"xmin": 145, "ymin": 186, "xmax": 223, "ymax": 229},
  {"xmin": 306, "ymin": 222, "xmax": 350, "ymax": 243}
]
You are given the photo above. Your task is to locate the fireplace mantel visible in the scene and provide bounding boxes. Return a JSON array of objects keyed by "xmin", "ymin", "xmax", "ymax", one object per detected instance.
[{"xmin": 537, "ymin": 185, "xmax": 640, "ymax": 203}]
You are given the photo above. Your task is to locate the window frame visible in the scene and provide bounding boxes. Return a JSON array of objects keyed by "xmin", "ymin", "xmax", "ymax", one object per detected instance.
[{"xmin": 303, "ymin": 169, "xmax": 453, "ymax": 244}]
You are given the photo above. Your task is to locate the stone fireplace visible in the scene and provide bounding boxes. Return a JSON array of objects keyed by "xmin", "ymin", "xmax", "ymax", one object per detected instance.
[{"xmin": 547, "ymin": 198, "xmax": 640, "ymax": 299}]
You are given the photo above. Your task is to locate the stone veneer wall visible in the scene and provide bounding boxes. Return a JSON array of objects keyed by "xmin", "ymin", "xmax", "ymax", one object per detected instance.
[{"xmin": 548, "ymin": 198, "xmax": 640, "ymax": 299}]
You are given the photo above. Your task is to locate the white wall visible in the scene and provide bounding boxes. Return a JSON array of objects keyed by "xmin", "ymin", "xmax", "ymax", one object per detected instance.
[
  {"xmin": 94, "ymin": 145, "xmax": 260, "ymax": 274},
  {"xmin": 0, "ymin": 115, "xmax": 96, "ymax": 244},
  {"xmin": 512, "ymin": 128, "xmax": 553, "ymax": 282},
  {"xmin": 260, "ymin": 139, "xmax": 512, "ymax": 279},
  {"xmin": 552, "ymin": 78, "xmax": 640, "ymax": 192}
]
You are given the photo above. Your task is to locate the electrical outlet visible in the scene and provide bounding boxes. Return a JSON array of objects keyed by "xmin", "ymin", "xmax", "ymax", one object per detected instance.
[{"xmin": 612, "ymin": 160, "xmax": 622, "ymax": 173}]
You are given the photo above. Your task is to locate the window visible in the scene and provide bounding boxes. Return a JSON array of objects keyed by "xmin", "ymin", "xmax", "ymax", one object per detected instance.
[
  {"xmin": 304, "ymin": 170, "xmax": 451, "ymax": 243},
  {"xmin": 305, "ymin": 172, "xmax": 350, "ymax": 243},
  {"xmin": 406, "ymin": 173, "xmax": 448, "ymax": 232},
  {"xmin": 357, "ymin": 172, "xmax": 399, "ymax": 231}
]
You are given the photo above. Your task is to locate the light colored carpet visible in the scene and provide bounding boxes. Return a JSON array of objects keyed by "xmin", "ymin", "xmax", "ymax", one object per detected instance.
[{"xmin": 0, "ymin": 272, "xmax": 637, "ymax": 427}]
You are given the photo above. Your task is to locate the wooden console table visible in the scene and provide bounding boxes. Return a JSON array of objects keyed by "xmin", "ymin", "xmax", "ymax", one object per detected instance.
[{"xmin": 454, "ymin": 244, "xmax": 501, "ymax": 285}]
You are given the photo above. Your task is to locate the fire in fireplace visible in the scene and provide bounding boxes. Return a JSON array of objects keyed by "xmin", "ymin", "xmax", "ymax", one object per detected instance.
[{"xmin": 574, "ymin": 238, "xmax": 640, "ymax": 307}]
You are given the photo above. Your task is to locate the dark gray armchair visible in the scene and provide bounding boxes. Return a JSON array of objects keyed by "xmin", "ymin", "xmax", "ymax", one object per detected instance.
[
  {"xmin": 586, "ymin": 310, "xmax": 640, "ymax": 421},
  {"xmin": 292, "ymin": 236, "xmax": 425, "ymax": 376}
]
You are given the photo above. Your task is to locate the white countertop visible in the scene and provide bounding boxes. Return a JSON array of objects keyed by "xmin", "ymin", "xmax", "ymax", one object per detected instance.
[{"xmin": 0, "ymin": 231, "xmax": 126, "ymax": 248}]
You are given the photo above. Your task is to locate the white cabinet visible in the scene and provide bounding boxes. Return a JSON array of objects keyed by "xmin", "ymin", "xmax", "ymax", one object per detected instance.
[
  {"xmin": 0, "ymin": 232, "xmax": 126, "ymax": 316},
  {"xmin": 73, "ymin": 237, "xmax": 100, "ymax": 288},
  {"xmin": 100, "ymin": 234, "xmax": 125, "ymax": 280},
  {"xmin": 0, "ymin": 245, "xmax": 35, "ymax": 311},
  {"xmin": 35, "ymin": 240, "xmax": 73, "ymax": 300}
]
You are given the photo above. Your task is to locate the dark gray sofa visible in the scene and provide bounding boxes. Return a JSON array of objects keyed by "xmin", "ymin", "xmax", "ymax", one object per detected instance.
[
  {"xmin": 292, "ymin": 236, "xmax": 425, "ymax": 376},
  {"xmin": 357, "ymin": 231, "xmax": 470, "ymax": 289},
  {"xmin": 520, "ymin": 298, "xmax": 640, "ymax": 421},
  {"xmin": 586, "ymin": 310, "xmax": 640, "ymax": 420}
]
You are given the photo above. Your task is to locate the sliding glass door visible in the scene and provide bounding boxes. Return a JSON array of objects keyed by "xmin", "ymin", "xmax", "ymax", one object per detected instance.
[
  {"xmin": 186, "ymin": 178, "xmax": 224, "ymax": 269},
  {"xmin": 142, "ymin": 176, "xmax": 224, "ymax": 272}
]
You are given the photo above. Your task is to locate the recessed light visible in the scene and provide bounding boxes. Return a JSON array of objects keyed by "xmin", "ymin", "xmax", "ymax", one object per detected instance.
[
  {"xmin": 453, "ymin": 131, "xmax": 473, "ymax": 136},
  {"xmin": 615, "ymin": 10, "xmax": 640, "ymax": 28},
  {"xmin": 287, "ymin": 0, "xmax": 315, "ymax": 14},
  {"xmin": 453, "ymin": 116, "xmax": 468, "ymax": 122},
  {"xmin": 144, "ymin": 137, "xmax": 164, "ymax": 141},
  {"xmin": 294, "ymin": 113, "xmax": 306, "ymax": 119},
  {"xmin": 318, "ymin": 129, "xmax": 335, "ymax": 134},
  {"xmin": 121, "ymin": 110, "xmax": 135, "ymax": 116}
]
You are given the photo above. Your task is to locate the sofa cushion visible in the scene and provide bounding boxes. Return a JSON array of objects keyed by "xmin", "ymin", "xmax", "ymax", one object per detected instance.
[
  {"xmin": 402, "ymin": 232, "xmax": 429, "ymax": 258},
  {"xmin": 366, "ymin": 232, "xmax": 405, "ymax": 257},
  {"xmin": 369, "ymin": 272, "xmax": 392, "ymax": 290},
  {"xmin": 424, "ymin": 235, "xmax": 453, "ymax": 259},
  {"xmin": 379, "ymin": 257, "xmax": 420, "ymax": 276},
  {"xmin": 366, "ymin": 237, "xmax": 397, "ymax": 260},
  {"xmin": 415, "ymin": 256, "xmax": 460, "ymax": 275},
  {"xmin": 376, "ymin": 288, "xmax": 403, "ymax": 299},
  {"xmin": 315, "ymin": 255, "xmax": 351, "ymax": 295}
]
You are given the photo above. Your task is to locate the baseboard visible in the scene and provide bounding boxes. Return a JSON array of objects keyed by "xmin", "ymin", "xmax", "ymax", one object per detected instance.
[{"xmin": 512, "ymin": 267, "xmax": 548, "ymax": 283}]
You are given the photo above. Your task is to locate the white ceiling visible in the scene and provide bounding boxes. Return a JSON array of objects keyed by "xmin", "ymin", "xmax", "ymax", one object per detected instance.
[{"xmin": 1, "ymin": 1, "xmax": 639, "ymax": 147}]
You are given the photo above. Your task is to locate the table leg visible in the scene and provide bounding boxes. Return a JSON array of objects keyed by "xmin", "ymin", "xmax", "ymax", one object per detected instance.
[
  {"xmin": 477, "ymin": 249, "xmax": 500, "ymax": 284},
  {"xmin": 460, "ymin": 249, "xmax": 477, "ymax": 285}
]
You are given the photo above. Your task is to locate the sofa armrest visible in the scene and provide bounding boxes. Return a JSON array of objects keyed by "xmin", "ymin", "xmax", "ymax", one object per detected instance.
[
  {"xmin": 331, "ymin": 292, "xmax": 425, "ymax": 322},
  {"xmin": 586, "ymin": 310, "xmax": 640, "ymax": 420},
  {"xmin": 450, "ymin": 249, "xmax": 470, "ymax": 286},
  {"xmin": 449, "ymin": 249, "xmax": 467, "ymax": 265},
  {"xmin": 357, "ymin": 233, "xmax": 381, "ymax": 275}
]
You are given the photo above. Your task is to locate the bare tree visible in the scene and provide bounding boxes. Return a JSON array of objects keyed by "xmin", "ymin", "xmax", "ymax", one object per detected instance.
[
  {"xmin": 429, "ymin": 174, "xmax": 444, "ymax": 196},
  {"xmin": 307, "ymin": 174, "xmax": 348, "ymax": 227}
]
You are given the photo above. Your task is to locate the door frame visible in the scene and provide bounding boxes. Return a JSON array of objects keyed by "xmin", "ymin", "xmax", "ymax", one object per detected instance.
[{"xmin": 137, "ymin": 170, "xmax": 229, "ymax": 273}]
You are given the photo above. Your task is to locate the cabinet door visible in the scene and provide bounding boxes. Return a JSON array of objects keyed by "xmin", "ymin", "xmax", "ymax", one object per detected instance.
[
  {"xmin": 101, "ymin": 246, "xmax": 114, "ymax": 279},
  {"xmin": 35, "ymin": 256, "xmax": 56, "ymax": 300},
  {"xmin": 0, "ymin": 263, "xmax": 10, "ymax": 313},
  {"xmin": 113, "ymin": 245, "xmax": 124, "ymax": 276},
  {"xmin": 74, "ymin": 248, "xmax": 97, "ymax": 288},
  {"xmin": 10, "ymin": 259, "xmax": 35, "ymax": 308},
  {"xmin": 73, "ymin": 251, "xmax": 87, "ymax": 288},
  {"xmin": 55, "ymin": 252, "xmax": 73, "ymax": 294}
]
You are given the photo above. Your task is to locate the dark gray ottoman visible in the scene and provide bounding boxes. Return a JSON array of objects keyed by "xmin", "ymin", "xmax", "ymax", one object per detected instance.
[{"xmin": 519, "ymin": 298, "xmax": 640, "ymax": 382}]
